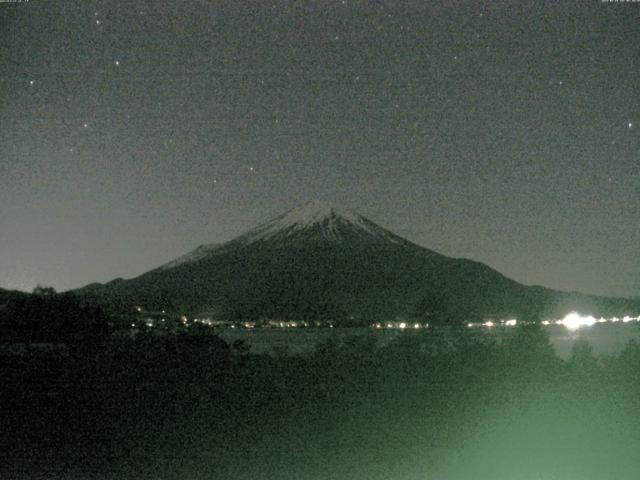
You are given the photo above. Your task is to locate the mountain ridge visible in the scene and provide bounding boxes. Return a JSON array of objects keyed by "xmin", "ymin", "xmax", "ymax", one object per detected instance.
[
  {"xmin": 158, "ymin": 201, "xmax": 425, "ymax": 271},
  {"xmin": 75, "ymin": 202, "xmax": 640, "ymax": 323}
]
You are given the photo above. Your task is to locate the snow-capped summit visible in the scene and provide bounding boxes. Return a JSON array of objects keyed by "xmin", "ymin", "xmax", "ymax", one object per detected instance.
[
  {"xmin": 158, "ymin": 201, "xmax": 408, "ymax": 270},
  {"xmin": 238, "ymin": 200, "xmax": 405, "ymax": 245},
  {"xmin": 262, "ymin": 200, "xmax": 360, "ymax": 228}
]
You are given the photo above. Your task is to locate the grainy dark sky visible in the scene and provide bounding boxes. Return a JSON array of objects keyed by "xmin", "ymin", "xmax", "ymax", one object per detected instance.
[{"xmin": 1, "ymin": 0, "xmax": 638, "ymax": 297}]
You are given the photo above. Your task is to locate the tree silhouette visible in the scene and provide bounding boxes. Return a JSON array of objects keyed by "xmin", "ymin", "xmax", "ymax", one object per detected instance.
[{"xmin": 33, "ymin": 285, "xmax": 56, "ymax": 296}]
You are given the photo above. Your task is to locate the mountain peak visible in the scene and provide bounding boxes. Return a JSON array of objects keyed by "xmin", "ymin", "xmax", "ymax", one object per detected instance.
[
  {"xmin": 159, "ymin": 202, "xmax": 408, "ymax": 271},
  {"xmin": 240, "ymin": 200, "xmax": 397, "ymax": 244},
  {"xmin": 271, "ymin": 200, "xmax": 360, "ymax": 227}
]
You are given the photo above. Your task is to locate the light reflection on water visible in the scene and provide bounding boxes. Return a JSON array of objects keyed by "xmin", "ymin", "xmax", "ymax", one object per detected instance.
[
  {"xmin": 545, "ymin": 323, "xmax": 640, "ymax": 359},
  {"xmin": 219, "ymin": 323, "xmax": 640, "ymax": 360}
]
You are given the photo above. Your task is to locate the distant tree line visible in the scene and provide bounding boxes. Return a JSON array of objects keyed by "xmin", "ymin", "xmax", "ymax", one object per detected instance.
[{"xmin": 0, "ymin": 286, "xmax": 111, "ymax": 343}]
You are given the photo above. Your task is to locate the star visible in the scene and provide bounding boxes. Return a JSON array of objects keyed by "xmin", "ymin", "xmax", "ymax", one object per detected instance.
[
  {"xmin": 628, "ymin": 122, "xmax": 633, "ymax": 129},
  {"xmin": 83, "ymin": 123, "xmax": 89, "ymax": 128},
  {"xmin": 96, "ymin": 20, "xmax": 101, "ymax": 25},
  {"xmin": 114, "ymin": 60, "xmax": 120, "ymax": 66},
  {"xmin": 29, "ymin": 80, "xmax": 35, "ymax": 86}
]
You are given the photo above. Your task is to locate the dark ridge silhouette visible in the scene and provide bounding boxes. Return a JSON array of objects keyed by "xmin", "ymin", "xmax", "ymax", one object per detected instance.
[{"xmin": 74, "ymin": 202, "xmax": 640, "ymax": 323}]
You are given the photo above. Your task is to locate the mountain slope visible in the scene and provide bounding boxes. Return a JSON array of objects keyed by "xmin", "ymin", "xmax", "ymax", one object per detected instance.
[
  {"xmin": 158, "ymin": 200, "xmax": 416, "ymax": 272},
  {"xmin": 76, "ymin": 201, "xmax": 640, "ymax": 323}
]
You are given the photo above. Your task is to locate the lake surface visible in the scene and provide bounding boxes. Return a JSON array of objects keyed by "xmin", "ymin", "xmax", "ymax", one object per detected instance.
[{"xmin": 219, "ymin": 323, "xmax": 640, "ymax": 360}]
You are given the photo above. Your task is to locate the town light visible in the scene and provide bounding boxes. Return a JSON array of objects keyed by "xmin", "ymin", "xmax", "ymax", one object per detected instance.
[{"xmin": 561, "ymin": 312, "xmax": 596, "ymax": 331}]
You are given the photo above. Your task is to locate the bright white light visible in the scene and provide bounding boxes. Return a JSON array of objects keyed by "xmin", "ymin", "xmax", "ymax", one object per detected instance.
[
  {"xmin": 561, "ymin": 312, "xmax": 596, "ymax": 331},
  {"xmin": 505, "ymin": 319, "xmax": 517, "ymax": 327},
  {"xmin": 484, "ymin": 321, "xmax": 494, "ymax": 328},
  {"xmin": 399, "ymin": 322, "xmax": 407, "ymax": 329},
  {"xmin": 623, "ymin": 316, "xmax": 633, "ymax": 323},
  {"xmin": 413, "ymin": 323, "xmax": 420, "ymax": 329},
  {"xmin": 611, "ymin": 317, "xmax": 620, "ymax": 323},
  {"xmin": 541, "ymin": 320, "xmax": 551, "ymax": 326},
  {"xmin": 467, "ymin": 323, "xmax": 473, "ymax": 328}
]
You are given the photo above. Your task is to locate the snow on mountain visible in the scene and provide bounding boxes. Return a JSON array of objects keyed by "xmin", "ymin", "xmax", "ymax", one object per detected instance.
[
  {"xmin": 159, "ymin": 201, "xmax": 407, "ymax": 271},
  {"xmin": 239, "ymin": 200, "xmax": 405, "ymax": 244}
]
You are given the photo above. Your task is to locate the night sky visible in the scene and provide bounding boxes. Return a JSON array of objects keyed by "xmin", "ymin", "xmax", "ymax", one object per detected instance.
[{"xmin": 1, "ymin": 0, "xmax": 638, "ymax": 297}]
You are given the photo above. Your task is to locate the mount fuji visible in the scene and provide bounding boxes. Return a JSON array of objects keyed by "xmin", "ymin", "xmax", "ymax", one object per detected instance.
[
  {"xmin": 161, "ymin": 200, "xmax": 413, "ymax": 272},
  {"xmin": 77, "ymin": 201, "xmax": 638, "ymax": 324}
]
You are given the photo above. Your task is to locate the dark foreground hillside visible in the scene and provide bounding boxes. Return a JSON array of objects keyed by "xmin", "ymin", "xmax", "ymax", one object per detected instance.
[{"xmin": 3, "ymin": 325, "xmax": 640, "ymax": 480}]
